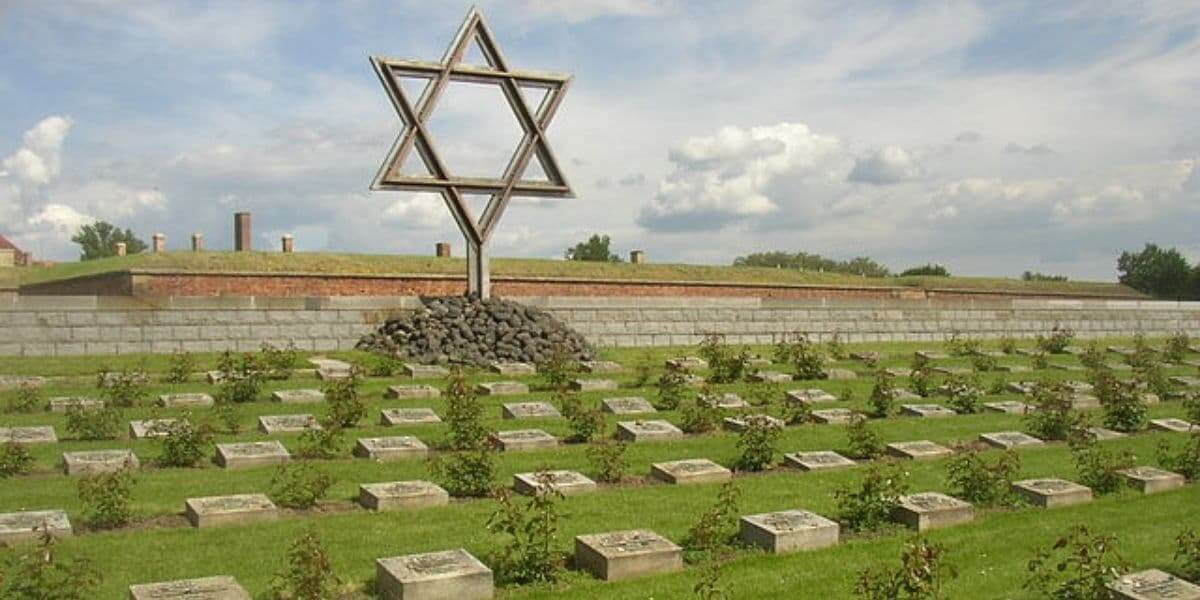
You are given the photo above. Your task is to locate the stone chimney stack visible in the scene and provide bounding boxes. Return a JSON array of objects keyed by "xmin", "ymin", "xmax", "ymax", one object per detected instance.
[
  {"xmin": 281, "ymin": 234, "xmax": 294, "ymax": 253},
  {"xmin": 191, "ymin": 233, "xmax": 204, "ymax": 252},
  {"xmin": 114, "ymin": 243, "xmax": 126, "ymax": 257},
  {"xmin": 630, "ymin": 250, "xmax": 646, "ymax": 264},
  {"xmin": 234, "ymin": 212, "xmax": 251, "ymax": 251},
  {"xmin": 151, "ymin": 234, "xmax": 165, "ymax": 253},
  {"xmin": 436, "ymin": 242, "xmax": 451, "ymax": 258}
]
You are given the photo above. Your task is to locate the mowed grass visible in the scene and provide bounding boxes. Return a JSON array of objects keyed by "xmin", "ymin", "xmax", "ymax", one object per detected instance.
[
  {"xmin": 13, "ymin": 250, "xmax": 1143, "ymax": 297},
  {"xmin": 0, "ymin": 337, "xmax": 1197, "ymax": 598}
]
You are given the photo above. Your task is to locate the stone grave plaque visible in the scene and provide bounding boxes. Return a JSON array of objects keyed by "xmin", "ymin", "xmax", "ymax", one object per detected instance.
[
  {"xmin": 309, "ymin": 358, "xmax": 352, "ymax": 381},
  {"xmin": 1150, "ymin": 418, "xmax": 1194, "ymax": 433},
  {"xmin": 385, "ymin": 384, "xmax": 440, "ymax": 400},
  {"xmin": 1005, "ymin": 381, "xmax": 1038, "ymax": 395},
  {"xmin": 1105, "ymin": 362, "xmax": 1134, "ymax": 372},
  {"xmin": 812, "ymin": 408, "xmax": 856, "ymax": 424},
  {"xmin": 1050, "ymin": 363, "xmax": 1085, "ymax": 372},
  {"xmin": 376, "ymin": 548, "xmax": 493, "ymax": 600},
  {"xmin": 271, "ymin": 389, "xmax": 325, "ymax": 404},
  {"xmin": 786, "ymin": 388, "xmax": 837, "ymax": 404},
  {"xmin": 47, "ymin": 396, "xmax": 103, "ymax": 413},
  {"xmin": 748, "ymin": 356, "xmax": 772, "ymax": 367},
  {"xmin": 699, "ymin": 392, "xmax": 748, "ymax": 409},
  {"xmin": 570, "ymin": 378, "xmax": 619, "ymax": 392},
  {"xmin": 931, "ymin": 366, "xmax": 971, "ymax": 376},
  {"xmin": 891, "ymin": 389, "xmax": 923, "ymax": 401},
  {"xmin": 901, "ymin": 404, "xmax": 957, "ymax": 418},
  {"xmin": 215, "ymin": 441, "xmax": 290, "ymax": 470},
  {"xmin": 682, "ymin": 373, "xmax": 706, "ymax": 387},
  {"xmin": 574, "ymin": 529, "xmax": 683, "ymax": 582},
  {"xmin": 1087, "ymin": 426, "xmax": 1127, "ymax": 441},
  {"xmin": 513, "ymin": 470, "xmax": 597, "ymax": 496},
  {"xmin": 983, "ymin": 401, "xmax": 1029, "ymax": 414},
  {"xmin": 502, "ymin": 402, "xmax": 561, "ymax": 419},
  {"xmin": 316, "ymin": 368, "xmax": 352, "ymax": 381},
  {"xmin": 1011, "ymin": 478, "xmax": 1093, "ymax": 508},
  {"xmin": 884, "ymin": 368, "xmax": 913, "ymax": 378},
  {"xmin": 99, "ymin": 371, "xmax": 149, "ymax": 387},
  {"xmin": 824, "ymin": 368, "xmax": 858, "ymax": 380},
  {"xmin": 968, "ymin": 349, "xmax": 1006, "ymax": 358},
  {"xmin": 1109, "ymin": 569, "xmax": 1200, "ymax": 600},
  {"xmin": 723, "ymin": 414, "xmax": 785, "ymax": 432},
  {"xmin": 850, "ymin": 351, "xmax": 881, "ymax": 362},
  {"xmin": 784, "ymin": 450, "xmax": 855, "ymax": 471},
  {"xmin": 739, "ymin": 509, "xmax": 839, "ymax": 554},
  {"xmin": 665, "ymin": 356, "xmax": 708, "ymax": 371},
  {"xmin": 750, "ymin": 371, "xmax": 793, "ymax": 383},
  {"xmin": 0, "ymin": 425, "xmax": 56, "ymax": 444},
  {"xmin": 1062, "ymin": 381, "xmax": 1095, "ymax": 393},
  {"xmin": 914, "ymin": 350, "xmax": 949, "ymax": 360},
  {"xmin": 62, "ymin": 449, "xmax": 138, "ymax": 476},
  {"xmin": 979, "ymin": 431, "xmax": 1044, "ymax": 449},
  {"xmin": 476, "ymin": 381, "xmax": 529, "ymax": 396},
  {"xmin": 892, "ymin": 492, "xmax": 974, "ymax": 531},
  {"xmin": 1070, "ymin": 394, "xmax": 1101, "ymax": 410},
  {"xmin": 128, "ymin": 576, "xmax": 251, "ymax": 600},
  {"xmin": 1119, "ymin": 466, "xmax": 1186, "ymax": 494},
  {"xmin": 1179, "ymin": 359, "xmax": 1200, "ymax": 368},
  {"xmin": 205, "ymin": 370, "xmax": 226, "ymax": 384},
  {"xmin": 403, "ymin": 364, "xmax": 450, "ymax": 379},
  {"xmin": 491, "ymin": 429, "xmax": 558, "ymax": 451},
  {"xmin": 359, "ymin": 480, "xmax": 449, "ymax": 512},
  {"xmin": 0, "ymin": 375, "xmax": 45, "ymax": 390},
  {"xmin": 381, "ymin": 408, "xmax": 442, "ymax": 426},
  {"xmin": 1062, "ymin": 346, "xmax": 1085, "ymax": 355},
  {"xmin": 157, "ymin": 392, "xmax": 215, "ymax": 408},
  {"xmin": 602, "ymin": 397, "xmax": 656, "ymax": 415},
  {"xmin": 886, "ymin": 441, "xmax": 954, "ymax": 461},
  {"xmin": 1107, "ymin": 346, "xmax": 1136, "ymax": 356},
  {"xmin": 994, "ymin": 364, "xmax": 1031, "ymax": 373},
  {"xmin": 129, "ymin": 418, "xmax": 183, "ymax": 440},
  {"xmin": 581, "ymin": 360, "xmax": 625, "ymax": 373},
  {"xmin": 615, "ymin": 420, "xmax": 683, "ymax": 442},
  {"xmin": 354, "ymin": 436, "xmax": 428, "ymax": 462},
  {"xmin": 1170, "ymin": 376, "xmax": 1200, "ymax": 388},
  {"xmin": 0, "ymin": 510, "xmax": 72, "ymax": 544},
  {"xmin": 490, "ymin": 361, "xmax": 536, "ymax": 375},
  {"xmin": 258, "ymin": 414, "xmax": 320, "ymax": 434},
  {"xmin": 185, "ymin": 493, "xmax": 278, "ymax": 528},
  {"xmin": 650, "ymin": 458, "xmax": 731, "ymax": 485}
]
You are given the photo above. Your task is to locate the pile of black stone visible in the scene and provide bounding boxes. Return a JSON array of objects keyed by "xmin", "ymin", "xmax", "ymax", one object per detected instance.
[{"xmin": 357, "ymin": 296, "xmax": 595, "ymax": 366}]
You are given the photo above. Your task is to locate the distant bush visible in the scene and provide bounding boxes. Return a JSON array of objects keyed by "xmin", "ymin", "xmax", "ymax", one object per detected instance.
[
  {"xmin": 946, "ymin": 449, "xmax": 1020, "ymax": 506},
  {"xmin": 0, "ymin": 528, "xmax": 102, "ymax": 599},
  {"xmin": 1025, "ymin": 525, "xmax": 1127, "ymax": 600},
  {"xmin": 365, "ymin": 352, "xmax": 404, "ymax": 377},
  {"xmin": 855, "ymin": 537, "xmax": 955, "ymax": 600},
  {"xmin": 431, "ymin": 447, "xmax": 496, "ymax": 498},
  {"xmin": 733, "ymin": 251, "xmax": 891, "ymax": 277},
  {"xmin": 444, "ymin": 369, "xmax": 489, "ymax": 451},
  {"xmin": 487, "ymin": 478, "xmax": 565, "ymax": 584},
  {"xmin": 1070, "ymin": 435, "xmax": 1134, "ymax": 495},
  {"xmin": 322, "ymin": 375, "xmax": 365, "ymax": 429},
  {"xmin": 683, "ymin": 481, "xmax": 742, "ymax": 559},
  {"xmin": 944, "ymin": 331, "xmax": 980, "ymax": 357},
  {"xmin": 999, "ymin": 336, "xmax": 1018, "ymax": 355},
  {"xmin": 65, "ymin": 404, "xmax": 122, "ymax": 441},
  {"xmin": 586, "ymin": 441, "xmax": 628, "ymax": 484},
  {"xmin": 844, "ymin": 414, "xmax": 884, "ymax": 460},
  {"xmin": 1094, "ymin": 373, "xmax": 1148, "ymax": 433},
  {"xmin": 783, "ymin": 334, "xmax": 826, "ymax": 380},
  {"xmin": 1166, "ymin": 331, "xmax": 1191, "ymax": 364},
  {"xmin": 268, "ymin": 463, "xmax": 334, "ymax": 509},
  {"xmin": 734, "ymin": 415, "xmax": 781, "ymax": 472},
  {"xmin": 260, "ymin": 342, "xmax": 300, "ymax": 380},
  {"xmin": 6, "ymin": 382, "xmax": 42, "ymax": 414},
  {"xmin": 215, "ymin": 352, "xmax": 264, "ymax": 404},
  {"xmin": 558, "ymin": 390, "xmax": 605, "ymax": 443},
  {"xmin": 1157, "ymin": 432, "xmax": 1200, "ymax": 481},
  {"xmin": 1022, "ymin": 271, "xmax": 1068, "ymax": 282},
  {"xmin": 680, "ymin": 395, "xmax": 723, "ymax": 434},
  {"xmin": 77, "ymin": 468, "xmax": 136, "ymax": 529},
  {"xmin": 0, "ymin": 442, "xmax": 34, "ymax": 478},
  {"xmin": 98, "ymin": 368, "xmax": 148, "ymax": 408},
  {"xmin": 944, "ymin": 374, "xmax": 983, "ymax": 414},
  {"xmin": 826, "ymin": 332, "xmax": 848, "ymax": 360},
  {"xmin": 537, "ymin": 344, "xmax": 579, "ymax": 392},
  {"xmin": 900, "ymin": 264, "xmax": 950, "ymax": 277},
  {"xmin": 867, "ymin": 370, "xmax": 897, "ymax": 418},
  {"xmin": 1079, "ymin": 342, "xmax": 1107, "ymax": 370},
  {"xmin": 699, "ymin": 333, "xmax": 751, "ymax": 384},
  {"xmin": 164, "ymin": 351, "xmax": 196, "ymax": 384},
  {"xmin": 655, "ymin": 369, "xmax": 690, "ymax": 411},
  {"xmin": 296, "ymin": 422, "xmax": 345, "ymax": 460},
  {"xmin": 1023, "ymin": 382, "xmax": 1084, "ymax": 441},
  {"xmin": 1178, "ymin": 528, "xmax": 1200, "ymax": 581},
  {"xmin": 836, "ymin": 463, "xmax": 909, "ymax": 533},
  {"xmin": 1035, "ymin": 325, "xmax": 1075, "ymax": 354},
  {"xmin": 909, "ymin": 355, "xmax": 935, "ymax": 398},
  {"xmin": 270, "ymin": 529, "xmax": 343, "ymax": 600},
  {"xmin": 156, "ymin": 417, "xmax": 212, "ymax": 468},
  {"xmin": 565, "ymin": 233, "xmax": 621, "ymax": 262}
]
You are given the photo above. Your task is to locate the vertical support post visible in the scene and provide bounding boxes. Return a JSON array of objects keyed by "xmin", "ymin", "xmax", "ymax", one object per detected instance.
[{"xmin": 466, "ymin": 237, "xmax": 490, "ymax": 299}]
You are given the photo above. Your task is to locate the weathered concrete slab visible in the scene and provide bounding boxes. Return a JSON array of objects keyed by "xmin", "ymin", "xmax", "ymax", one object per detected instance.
[
  {"xmin": 784, "ymin": 450, "xmax": 856, "ymax": 471},
  {"xmin": 491, "ymin": 429, "xmax": 558, "ymax": 451},
  {"xmin": 0, "ymin": 510, "xmax": 71, "ymax": 544},
  {"xmin": 886, "ymin": 441, "xmax": 953, "ymax": 461},
  {"xmin": 476, "ymin": 381, "xmax": 529, "ymax": 396},
  {"xmin": 979, "ymin": 431, "xmax": 1045, "ymax": 450},
  {"xmin": 1119, "ymin": 466, "xmax": 1186, "ymax": 494},
  {"xmin": 739, "ymin": 510, "xmax": 838, "ymax": 554},
  {"xmin": 376, "ymin": 548, "xmax": 493, "ymax": 600},
  {"xmin": 62, "ymin": 449, "xmax": 138, "ymax": 475},
  {"xmin": 1109, "ymin": 569, "xmax": 1200, "ymax": 600},
  {"xmin": 359, "ymin": 480, "xmax": 449, "ymax": 512},
  {"xmin": 385, "ymin": 385, "xmax": 440, "ymax": 400},
  {"xmin": 215, "ymin": 441, "xmax": 290, "ymax": 470},
  {"xmin": 892, "ymin": 492, "xmax": 974, "ymax": 531},
  {"xmin": 513, "ymin": 470, "xmax": 597, "ymax": 496},
  {"xmin": 570, "ymin": 379, "xmax": 619, "ymax": 392},
  {"xmin": 354, "ymin": 436, "xmax": 428, "ymax": 462},
  {"xmin": 381, "ymin": 408, "xmax": 441, "ymax": 426},
  {"xmin": 270, "ymin": 389, "xmax": 325, "ymax": 404},
  {"xmin": 0, "ymin": 425, "xmax": 56, "ymax": 444},
  {"xmin": 128, "ymin": 576, "xmax": 251, "ymax": 600},
  {"xmin": 574, "ymin": 529, "xmax": 683, "ymax": 582},
  {"xmin": 1011, "ymin": 478, "xmax": 1093, "ymax": 508},
  {"xmin": 258, "ymin": 414, "xmax": 320, "ymax": 434},
  {"xmin": 185, "ymin": 493, "xmax": 277, "ymax": 528},
  {"xmin": 601, "ymin": 397, "xmax": 656, "ymax": 415},
  {"xmin": 615, "ymin": 420, "xmax": 683, "ymax": 442},
  {"xmin": 650, "ymin": 458, "xmax": 731, "ymax": 485},
  {"xmin": 157, "ymin": 392, "xmax": 214, "ymax": 408}
]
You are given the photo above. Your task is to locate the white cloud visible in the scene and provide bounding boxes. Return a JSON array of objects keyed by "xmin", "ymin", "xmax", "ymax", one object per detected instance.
[
  {"xmin": 2, "ymin": 116, "xmax": 72, "ymax": 186},
  {"xmin": 847, "ymin": 146, "xmax": 922, "ymax": 185},
  {"xmin": 52, "ymin": 180, "xmax": 167, "ymax": 219},
  {"xmin": 382, "ymin": 192, "xmax": 451, "ymax": 228},
  {"xmin": 954, "ymin": 131, "xmax": 982, "ymax": 144},
  {"xmin": 1004, "ymin": 142, "xmax": 1056, "ymax": 156},
  {"xmin": 508, "ymin": 0, "xmax": 677, "ymax": 23},
  {"xmin": 27, "ymin": 203, "xmax": 94, "ymax": 235}
]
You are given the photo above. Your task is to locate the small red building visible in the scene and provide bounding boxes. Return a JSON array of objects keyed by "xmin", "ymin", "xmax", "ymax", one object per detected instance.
[{"xmin": 0, "ymin": 234, "xmax": 30, "ymax": 266}]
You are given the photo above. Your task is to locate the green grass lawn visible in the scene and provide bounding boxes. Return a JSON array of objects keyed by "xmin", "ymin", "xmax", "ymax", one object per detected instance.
[
  {"xmin": 13, "ymin": 251, "xmax": 1143, "ymax": 297},
  {"xmin": 1, "ymin": 337, "xmax": 1197, "ymax": 598}
]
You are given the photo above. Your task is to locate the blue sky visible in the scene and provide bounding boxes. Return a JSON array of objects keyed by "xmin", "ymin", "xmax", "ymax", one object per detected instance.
[{"xmin": 1, "ymin": 1, "xmax": 1198, "ymax": 280}]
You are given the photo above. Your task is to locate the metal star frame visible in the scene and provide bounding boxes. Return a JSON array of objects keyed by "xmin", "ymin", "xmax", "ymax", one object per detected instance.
[{"xmin": 370, "ymin": 6, "xmax": 574, "ymax": 299}]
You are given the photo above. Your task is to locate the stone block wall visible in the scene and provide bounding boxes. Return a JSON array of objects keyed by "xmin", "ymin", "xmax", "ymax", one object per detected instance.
[{"xmin": 0, "ymin": 295, "xmax": 1197, "ymax": 357}]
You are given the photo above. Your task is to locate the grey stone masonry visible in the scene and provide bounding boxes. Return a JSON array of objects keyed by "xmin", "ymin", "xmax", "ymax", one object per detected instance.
[
  {"xmin": 574, "ymin": 530, "xmax": 683, "ymax": 582},
  {"xmin": 359, "ymin": 481, "xmax": 449, "ymax": 512},
  {"xmin": 0, "ymin": 294, "xmax": 1197, "ymax": 355},
  {"xmin": 0, "ymin": 426, "xmax": 56, "ymax": 444},
  {"xmin": 0, "ymin": 510, "xmax": 72, "ymax": 544},
  {"xmin": 128, "ymin": 576, "xmax": 251, "ymax": 600},
  {"xmin": 376, "ymin": 549, "xmax": 493, "ymax": 600},
  {"xmin": 1109, "ymin": 569, "xmax": 1200, "ymax": 600}
]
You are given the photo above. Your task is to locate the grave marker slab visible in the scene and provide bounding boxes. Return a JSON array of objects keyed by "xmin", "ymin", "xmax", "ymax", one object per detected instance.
[
  {"xmin": 385, "ymin": 385, "xmax": 440, "ymax": 400},
  {"xmin": 490, "ymin": 362, "xmax": 536, "ymax": 375},
  {"xmin": 850, "ymin": 352, "xmax": 881, "ymax": 362},
  {"xmin": 1170, "ymin": 376, "xmax": 1200, "ymax": 388},
  {"xmin": 215, "ymin": 441, "xmax": 290, "ymax": 470},
  {"xmin": 271, "ymin": 389, "xmax": 325, "ymax": 404},
  {"xmin": 665, "ymin": 357, "xmax": 707, "ymax": 371},
  {"xmin": 0, "ymin": 510, "xmax": 71, "ymax": 544},
  {"xmin": 884, "ymin": 368, "xmax": 912, "ymax": 378},
  {"xmin": 681, "ymin": 374, "xmax": 705, "ymax": 387},
  {"xmin": 739, "ymin": 510, "xmax": 839, "ymax": 554},
  {"xmin": 1011, "ymin": 478, "xmax": 1093, "ymax": 508},
  {"xmin": 784, "ymin": 450, "xmax": 855, "ymax": 471},
  {"xmin": 1105, "ymin": 362, "xmax": 1134, "ymax": 372},
  {"xmin": 316, "ymin": 368, "xmax": 352, "ymax": 381},
  {"xmin": 502, "ymin": 402, "xmax": 561, "ymax": 419},
  {"xmin": 812, "ymin": 408, "xmax": 856, "ymax": 424},
  {"xmin": 750, "ymin": 371, "xmax": 793, "ymax": 383},
  {"xmin": 354, "ymin": 436, "xmax": 428, "ymax": 462},
  {"xmin": 915, "ymin": 351, "xmax": 949, "ymax": 360},
  {"xmin": 893, "ymin": 492, "xmax": 974, "ymax": 531},
  {"xmin": 931, "ymin": 366, "xmax": 972, "ymax": 376},
  {"xmin": 1006, "ymin": 381, "xmax": 1038, "ymax": 395},
  {"xmin": 0, "ymin": 375, "xmax": 45, "ymax": 390},
  {"xmin": 615, "ymin": 420, "xmax": 683, "ymax": 442},
  {"xmin": 1062, "ymin": 381, "xmax": 1095, "ymax": 394},
  {"xmin": 994, "ymin": 365, "xmax": 1031, "ymax": 373},
  {"xmin": 376, "ymin": 549, "xmax": 493, "ymax": 600},
  {"xmin": 491, "ymin": 429, "xmax": 557, "ymax": 451},
  {"xmin": 1070, "ymin": 394, "xmax": 1101, "ymax": 410},
  {"xmin": 205, "ymin": 370, "xmax": 226, "ymax": 384},
  {"xmin": 979, "ymin": 431, "xmax": 1045, "ymax": 449},
  {"xmin": 62, "ymin": 449, "xmax": 138, "ymax": 475},
  {"xmin": 359, "ymin": 480, "xmax": 449, "ymax": 511},
  {"xmin": 1119, "ymin": 466, "xmax": 1186, "ymax": 494},
  {"xmin": 185, "ymin": 494, "xmax": 278, "ymax": 528},
  {"xmin": 824, "ymin": 368, "xmax": 858, "ymax": 380},
  {"xmin": 574, "ymin": 529, "xmax": 683, "ymax": 582},
  {"xmin": 157, "ymin": 392, "xmax": 214, "ymax": 408},
  {"xmin": 601, "ymin": 397, "xmax": 656, "ymax": 415},
  {"xmin": 1050, "ymin": 364, "xmax": 1086, "ymax": 372},
  {"xmin": 699, "ymin": 392, "xmax": 748, "ymax": 410},
  {"xmin": 381, "ymin": 408, "xmax": 441, "ymax": 426},
  {"xmin": 786, "ymin": 389, "xmax": 837, "ymax": 404},
  {"xmin": 984, "ymin": 401, "xmax": 1029, "ymax": 414},
  {"xmin": 0, "ymin": 426, "xmax": 56, "ymax": 444},
  {"xmin": 403, "ymin": 364, "xmax": 450, "ymax": 379},
  {"xmin": 476, "ymin": 381, "xmax": 529, "ymax": 396},
  {"xmin": 513, "ymin": 470, "xmax": 597, "ymax": 496},
  {"xmin": 1107, "ymin": 346, "xmax": 1136, "ymax": 356},
  {"xmin": 581, "ymin": 360, "xmax": 625, "ymax": 373},
  {"xmin": 258, "ymin": 414, "xmax": 320, "ymax": 434},
  {"xmin": 1109, "ymin": 569, "xmax": 1200, "ymax": 600},
  {"xmin": 891, "ymin": 389, "xmax": 923, "ymax": 401},
  {"xmin": 723, "ymin": 414, "xmax": 785, "ymax": 432},
  {"xmin": 1087, "ymin": 427, "xmax": 1127, "ymax": 441},
  {"xmin": 309, "ymin": 358, "xmax": 352, "ymax": 380},
  {"xmin": 99, "ymin": 371, "xmax": 148, "ymax": 387},
  {"xmin": 650, "ymin": 459, "xmax": 731, "ymax": 485},
  {"xmin": 129, "ymin": 419, "xmax": 183, "ymax": 440},
  {"xmin": 570, "ymin": 379, "xmax": 619, "ymax": 392},
  {"xmin": 901, "ymin": 404, "xmax": 957, "ymax": 418},
  {"xmin": 1150, "ymin": 418, "xmax": 1194, "ymax": 433},
  {"xmin": 128, "ymin": 576, "xmax": 251, "ymax": 600},
  {"xmin": 886, "ymin": 441, "xmax": 954, "ymax": 461},
  {"xmin": 47, "ymin": 396, "xmax": 103, "ymax": 413}
]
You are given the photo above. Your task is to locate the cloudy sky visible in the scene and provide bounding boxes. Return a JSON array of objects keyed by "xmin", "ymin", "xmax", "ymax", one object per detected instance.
[{"xmin": 1, "ymin": 1, "xmax": 1198, "ymax": 280}]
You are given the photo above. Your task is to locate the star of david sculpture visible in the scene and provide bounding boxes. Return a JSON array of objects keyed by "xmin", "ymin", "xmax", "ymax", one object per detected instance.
[{"xmin": 370, "ymin": 6, "xmax": 574, "ymax": 299}]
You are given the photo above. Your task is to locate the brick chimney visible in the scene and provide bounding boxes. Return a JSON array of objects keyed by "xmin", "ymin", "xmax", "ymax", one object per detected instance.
[{"xmin": 234, "ymin": 212, "xmax": 251, "ymax": 251}]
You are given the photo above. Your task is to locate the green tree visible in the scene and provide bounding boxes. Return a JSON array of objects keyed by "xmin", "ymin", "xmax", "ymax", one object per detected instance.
[
  {"xmin": 732, "ymin": 251, "xmax": 890, "ymax": 277},
  {"xmin": 1117, "ymin": 243, "xmax": 1193, "ymax": 299},
  {"xmin": 900, "ymin": 264, "xmax": 951, "ymax": 277},
  {"xmin": 70, "ymin": 221, "xmax": 147, "ymax": 260},
  {"xmin": 564, "ymin": 234, "xmax": 621, "ymax": 262}
]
